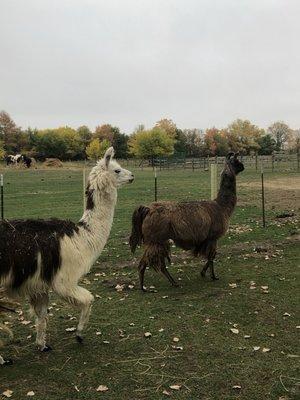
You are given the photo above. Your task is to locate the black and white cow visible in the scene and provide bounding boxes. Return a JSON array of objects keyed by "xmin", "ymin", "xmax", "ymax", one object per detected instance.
[{"xmin": 4, "ymin": 154, "xmax": 32, "ymax": 168}]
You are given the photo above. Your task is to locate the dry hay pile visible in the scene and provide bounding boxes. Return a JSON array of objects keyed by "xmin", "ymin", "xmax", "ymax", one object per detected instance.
[{"xmin": 43, "ymin": 158, "xmax": 64, "ymax": 168}]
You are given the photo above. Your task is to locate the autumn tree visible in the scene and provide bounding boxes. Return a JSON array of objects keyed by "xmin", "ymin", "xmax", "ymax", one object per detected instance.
[
  {"xmin": 0, "ymin": 140, "xmax": 5, "ymax": 159},
  {"xmin": 0, "ymin": 111, "xmax": 22, "ymax": 153},
  {"xmin": 128, "ymin": 128, "xmax": 175, "ymax": 165},
  {"xmin": 35, "ymin": 127, "xmax": 84, "ymax": 160},
  {"xmin": 86, "ymin": 138, "xmax": 110, "ymax": 160},
  {"xmin": 268, "ymin": 121, "xmax": 292, "ymax": 151},
  {"xmin": 77, "ymin": 126, "xmax": 92, "ymax": 149},
  {"xmin": 94, "ymin": 124, "xmax": 115, "ymax": 142},
  {"xmin": 182, "ymin": 129, "xmax": 204, "ymax": 157},
  {"xmin": 155, "ymin": 118, "xmax": 177, "ymax": 138},
  {"xmin": 204, "ymin": 128, "xmax": 229, "ymax": 156},
  {"xmin": 226, "ymin": 119, "xmax": 264, "ymax": 154}
]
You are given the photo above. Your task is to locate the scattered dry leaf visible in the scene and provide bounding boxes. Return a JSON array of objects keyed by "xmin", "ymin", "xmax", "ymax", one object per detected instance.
[
  {"xmin": 65, "ymin": 327, "xmax": 76, "ymax": 332},
  {"xmin": 2, "ymin": 390, "xmax": 13, "ymax": 398},
  {"xmin": 96, "ymin": 385, "xmax": 109, "ymax": 392},
  {"xmin": 262, "ymin": 347, "xmax": 271, "ymax": 353},
  {"xmin": 162, "ymin": 389, "xmax": 171, "ymax": 396},
  {"xmin": 253, "ymin": 346, "xmax": 260, "ymax": 351},
  {"xmin": 230, "ymin": 328, "xmax": 239, "ymax": 334},
  {"xmin": 229, "ymin": 283, "xmax": 237, "ymax": 288},
  {"xmin": 144, "ymin": 332, "xmax": 152, "ymax": 338},
  {"xmin": 27, "ymin": 391, "xmax": 35, "ymax": 397},
  {"xmin": 173, "ymin": 337, "xmax": 180, "ymax": 342},
  {"xmin": 170, "ymin": 384, "xmax": 181, "ymax": 390},
  {"xmin": 232, "ymin": 385, "xmax": 241, "ymax": 390}
]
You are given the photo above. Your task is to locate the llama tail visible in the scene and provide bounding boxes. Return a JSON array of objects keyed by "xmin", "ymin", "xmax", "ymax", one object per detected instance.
[{"xmin": 129, "ymin": 205, "xmax": 150, "ymax": 253}]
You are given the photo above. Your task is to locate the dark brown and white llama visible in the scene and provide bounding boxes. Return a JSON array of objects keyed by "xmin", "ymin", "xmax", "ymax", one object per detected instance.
[
  {"xmin": 0, "ymin": 147, "xmax": 134, "ymax": 363},
  {"xmin": 130, "ymin": 152, "xmax": 244, "ymax": 290}
]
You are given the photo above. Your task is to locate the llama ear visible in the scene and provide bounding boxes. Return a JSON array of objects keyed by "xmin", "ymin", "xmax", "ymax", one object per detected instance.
[
  {"xmin": 104, "ymin": 147, "xmax": 115, "ymax": 168},
  {"xmin": 226, "ymin": 152, "xmax": 234, "ymax": 161}
]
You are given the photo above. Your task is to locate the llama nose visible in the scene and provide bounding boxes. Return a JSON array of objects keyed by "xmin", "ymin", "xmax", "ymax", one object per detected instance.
[{"xmin": 129, "ymin": 174, "xmax": 134, "ymax": 183}]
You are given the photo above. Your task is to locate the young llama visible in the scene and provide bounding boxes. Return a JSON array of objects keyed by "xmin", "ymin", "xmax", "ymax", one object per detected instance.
[
  {"xmin": 0, "ymin": 147, "xmax": 134, "ymax": 363},
  {"xmin": 130, "ymin": 152, "xmax": 244, "ymax": 290}
]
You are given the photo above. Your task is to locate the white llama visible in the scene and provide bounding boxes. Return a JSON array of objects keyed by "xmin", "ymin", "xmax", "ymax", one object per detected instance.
[{"xmin": 0, "ymin": 147, "xmax": 134, "ymax": 362}]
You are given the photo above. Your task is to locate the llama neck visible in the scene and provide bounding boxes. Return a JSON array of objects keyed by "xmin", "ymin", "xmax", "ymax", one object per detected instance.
[
  {"xmin": 215, "ymin": 170, "xmax": 237, "ymax": 217},
  {"xmin": 78, "ymin": 188, "xmax": 118, "ymax": 258}
]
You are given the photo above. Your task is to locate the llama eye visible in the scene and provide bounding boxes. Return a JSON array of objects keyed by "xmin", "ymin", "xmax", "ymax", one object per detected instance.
[{"xmin": 114, "ymin": 169, "xmax": 121, "ymax": 174}]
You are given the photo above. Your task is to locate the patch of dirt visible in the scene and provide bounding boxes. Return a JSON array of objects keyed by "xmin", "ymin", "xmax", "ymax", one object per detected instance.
[
  {"xmin": 240, "ymin": 176, "xmax": 300, "ymax": 210},
  {"xmin": 242, "ymin": 176, "xmax": 300, "ymax": 191}
]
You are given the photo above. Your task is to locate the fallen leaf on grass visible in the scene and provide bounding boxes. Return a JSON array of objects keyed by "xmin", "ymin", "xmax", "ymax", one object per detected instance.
[
  {"xmin": 173, "ymin": 337, "xmax": 180, "ymax": 342},
  {"xmin": 244, "ymin": 335, "xmax": 251, "ymax": 339},
  {"xmin": 96, "ymin": 385, "xmax": 109, "ymax": 392},
  {"xmin": 162, "ymin": 389, "xmax": 171, "ymax": 396},
  {"xmin": 232, "ymin": 385, "xmax": 241, "ymax": 390},
  {"xmin": 2, "ymin": 390, "xmax": 13, "ymax": 398},
  {"xmin": 229, "ymin": 283, "xmax": 237, "ymax": 288},
  {"xmin": 65, "ymin": 327, "xmax": 76, "ymax": 332},
  {"xmin": 172, "ymin": 345, "xmax": 183, "ymax": 351},
  {"xmin": 253, "ymin": 346, "xmax": 260, "ymax": 351},
  {"xmin": 144, "ymin": 332, "xmax": 152, "ymax": 338},
  {"xmin": 170, "ymin": 385, "xmax": 181, "ymax": 390},
  {"xmin": 283, "ymin": 312, "xmax": 291, "ymax": 317},
  {"xmin": 230, "ymin": 328, "xmax": 239, "ymax": 334},
  {"xmin": 26, "ymin": 391, "xmax": 35, "ymax": 396},
  {"xmin": 286, "ymin": 354, "xmax": 299, "ymax": 358},
  {"xmin": 262, "ymin": 348, "xmax": 271, "ymax": 353},
  {"xmin": 20, "ymin": 320, "xmax": 31, "ymax": 325}
]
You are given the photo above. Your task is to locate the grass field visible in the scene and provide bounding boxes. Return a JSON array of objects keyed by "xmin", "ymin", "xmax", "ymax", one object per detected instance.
[{"xmin": 0, "ymin": 164, "xmax": 299, "ymax": 400}]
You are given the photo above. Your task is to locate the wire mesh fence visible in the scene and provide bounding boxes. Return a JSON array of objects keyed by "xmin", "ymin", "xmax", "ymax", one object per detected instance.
[{"xmin": 0, "ymin": 158, "xmax": 299, "ymax": 231}]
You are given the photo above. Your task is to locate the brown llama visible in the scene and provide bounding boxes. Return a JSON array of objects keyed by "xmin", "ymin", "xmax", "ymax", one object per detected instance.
[{"xmin": 129, "ymin": 152, "xmax": 244, "ymax": 290}]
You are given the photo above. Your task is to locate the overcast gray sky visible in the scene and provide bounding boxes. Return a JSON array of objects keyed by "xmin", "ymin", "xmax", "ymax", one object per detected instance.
[{"xmin": 0, "ymin": 0, "xmax": 299, "ymax": 133}]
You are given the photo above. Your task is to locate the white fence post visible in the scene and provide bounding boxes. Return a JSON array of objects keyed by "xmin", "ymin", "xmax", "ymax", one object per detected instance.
[{"xmin": 210, "ymin": 163, "xmax": 217, "ymax": 200}]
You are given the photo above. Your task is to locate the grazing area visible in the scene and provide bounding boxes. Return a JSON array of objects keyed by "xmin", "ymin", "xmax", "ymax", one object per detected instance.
[{"xmin": 0, "ymin": 164, "xmax": 299, "ymax": 400}]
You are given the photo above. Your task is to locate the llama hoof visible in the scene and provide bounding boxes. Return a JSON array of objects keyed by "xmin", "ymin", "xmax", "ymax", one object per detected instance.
[
  {"xmin": 41, "ymin": 344, "xmax": 52, "ymax": 352},
  {"xmin": 3, "ymin": 359, "xmax": 13, "ymax": 366},
  {"xmin": 76, "ymin": 335, "xmax": 83, "ymax": 344}
]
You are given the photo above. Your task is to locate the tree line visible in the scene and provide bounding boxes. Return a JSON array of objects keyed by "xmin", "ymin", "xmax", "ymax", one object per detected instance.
[{"xmin": 0, "ymin": 111, "xmax": 299, "ymax": 162}]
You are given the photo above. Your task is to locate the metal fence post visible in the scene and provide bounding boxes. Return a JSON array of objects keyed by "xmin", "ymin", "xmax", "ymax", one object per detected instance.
[
  {"xmin": 1, "ymin": 174, "xmax": 4, "ymax": 220},
  {"xmin": 154, "ymin": 167, "xmax": 158, "ymax": 201}
]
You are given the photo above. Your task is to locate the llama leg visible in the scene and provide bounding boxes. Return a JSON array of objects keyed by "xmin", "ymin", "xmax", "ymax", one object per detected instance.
[
  {"xmin": 209, "ymin": 260, "xmax": 219, "ymax": 280},
  {"xmin": 201, "ymin": 241, "xmax": 218, "ymax": 280},
  {"xmin": 30, "ymin": 293, "xmax": 51, "ymax": 352},
  {"xmin": 138, "ymin": 261, "xmax": 147, "ymax": 291},
  {"xmin": 0, "ymin": 355, "xmax": 13, "ymax": 366},
  {"xmin": 208, "ymin": 243, "xmax": 218, "ymax": 280},
  {"xmin": 201, "ymin": 262, "xmax": 210, "ymax": 278},
  {"xmin": 161, "ymin": 265, "xmax": 178, "ymax": 287},
  {"xmin": 56, "ymin": 286, "xmax": 94, "ymax": 343}
]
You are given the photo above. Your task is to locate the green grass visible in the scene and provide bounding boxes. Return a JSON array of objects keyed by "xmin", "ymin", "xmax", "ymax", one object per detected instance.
[{"xmin": 0, "ymin": 165, "xmax": 299, "ymax": 399}]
